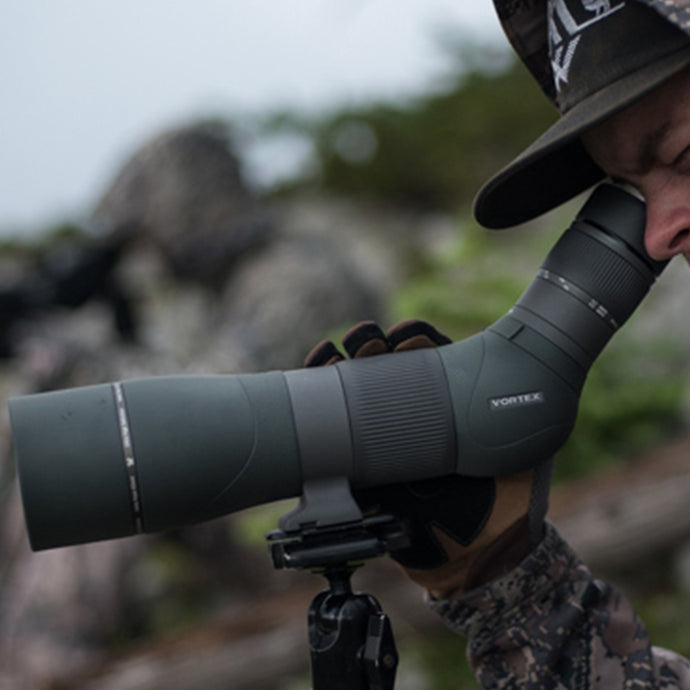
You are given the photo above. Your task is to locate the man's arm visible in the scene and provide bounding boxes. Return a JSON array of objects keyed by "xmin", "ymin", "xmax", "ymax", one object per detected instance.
[{"xmin": 429, "ymin": 522, "xmax": 690, "ymax": 689}]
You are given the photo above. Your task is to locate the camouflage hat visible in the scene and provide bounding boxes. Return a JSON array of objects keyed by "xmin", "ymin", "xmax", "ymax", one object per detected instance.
[{"xmin": 474, "ymin": 0, "xmax": 690, "ymax": 229}]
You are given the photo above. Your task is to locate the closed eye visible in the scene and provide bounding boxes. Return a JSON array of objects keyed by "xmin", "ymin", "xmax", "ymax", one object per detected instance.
[{"xmin": 672, "ymin": 144, "xmax": 690, "ymax": 172}]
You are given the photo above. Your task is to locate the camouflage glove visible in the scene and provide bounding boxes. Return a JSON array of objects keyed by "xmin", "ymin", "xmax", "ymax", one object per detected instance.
[{"xmin": 305, "ymin": 320, "xmax": 552, "ymax": 599}]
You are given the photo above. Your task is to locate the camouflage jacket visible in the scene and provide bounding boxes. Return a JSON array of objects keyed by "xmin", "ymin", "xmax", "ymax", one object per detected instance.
[{"xmin": 429, "ymin": 523, "xmax": 690, "ymax": 688}]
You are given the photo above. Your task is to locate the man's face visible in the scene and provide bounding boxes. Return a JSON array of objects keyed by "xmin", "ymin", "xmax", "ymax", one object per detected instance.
[{"xmin": 582, "ymin": 67, "xmax": 690, "ymax": 265}]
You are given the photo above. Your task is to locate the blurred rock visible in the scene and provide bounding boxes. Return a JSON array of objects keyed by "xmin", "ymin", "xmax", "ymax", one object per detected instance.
[
  {"xmin": 92, "ymin": 121, "xmax": 274, "ymax": 290},
  {"xmin": 218, "ymin": 235, "xmax": 383, "ymax": 370}
]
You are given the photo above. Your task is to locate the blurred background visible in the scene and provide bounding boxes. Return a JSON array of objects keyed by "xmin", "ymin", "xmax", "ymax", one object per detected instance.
[{"xmin": 1, "ymin": 1, "xmax": 690, "ymax": 688}]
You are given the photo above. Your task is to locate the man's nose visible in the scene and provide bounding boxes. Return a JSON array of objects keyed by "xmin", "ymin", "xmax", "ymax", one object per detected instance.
[{"xmin": 644, "ymin": 204, "xmax": 690, "ymax": 261}]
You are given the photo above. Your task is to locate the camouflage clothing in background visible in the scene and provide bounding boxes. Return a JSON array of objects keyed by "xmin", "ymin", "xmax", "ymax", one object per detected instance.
[{"xmin": 429, "ymin": 523, "xmax": 690, "ymax": 688}]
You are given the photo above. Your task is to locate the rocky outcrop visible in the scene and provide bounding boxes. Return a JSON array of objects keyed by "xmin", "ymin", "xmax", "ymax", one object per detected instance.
[{"xmin": 91, "ymin": 122, "xmax": 274, "ymax": 291}]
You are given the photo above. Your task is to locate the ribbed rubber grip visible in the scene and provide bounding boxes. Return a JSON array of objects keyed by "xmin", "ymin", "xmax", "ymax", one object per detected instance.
[{"xmin": 336, "ymin": 348, "xmax": 456, "ymax": 486}]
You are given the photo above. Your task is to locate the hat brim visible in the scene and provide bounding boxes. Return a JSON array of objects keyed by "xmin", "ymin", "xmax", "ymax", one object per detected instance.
[{"xmin": 474, "ymin": 46, "xmax": 690, "ymax": 229}]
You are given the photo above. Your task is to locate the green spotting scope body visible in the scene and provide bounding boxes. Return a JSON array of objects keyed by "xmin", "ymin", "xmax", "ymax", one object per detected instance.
[{"xmin": 9, "ymin": 184, "xmax": 667, "ymax": 550}]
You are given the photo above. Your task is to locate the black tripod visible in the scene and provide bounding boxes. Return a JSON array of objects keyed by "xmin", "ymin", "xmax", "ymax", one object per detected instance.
[{"xmin": 268, "ymin": 477, "xmax": 408, "ymax": 690}]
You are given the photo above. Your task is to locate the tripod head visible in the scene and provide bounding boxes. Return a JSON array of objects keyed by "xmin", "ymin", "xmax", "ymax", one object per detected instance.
[{"xmin": 267, "ymin": 477, "xmax": 406, "ymax": 690}]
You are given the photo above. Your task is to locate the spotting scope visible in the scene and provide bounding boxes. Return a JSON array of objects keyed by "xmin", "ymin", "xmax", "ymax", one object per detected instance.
[{"xmin": 9, "ymin": 184, "xmax": 666, "ymax": 550}]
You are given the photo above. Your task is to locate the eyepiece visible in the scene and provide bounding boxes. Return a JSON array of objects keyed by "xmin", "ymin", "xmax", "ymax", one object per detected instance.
[{"xmin": 510, "ymin": 184, "xmax": 663, "ymax": 369}]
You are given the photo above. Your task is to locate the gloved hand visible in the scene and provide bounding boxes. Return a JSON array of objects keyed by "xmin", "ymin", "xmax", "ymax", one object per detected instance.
[{"xmin": 304, "ymin": 320, "xmax": 552, "ymax": 599}]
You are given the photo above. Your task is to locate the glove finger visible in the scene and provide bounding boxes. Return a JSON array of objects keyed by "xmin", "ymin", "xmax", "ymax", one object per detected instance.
[
  {"xmin": 342, "ymin": 320, "xmax": 390, "ymax": 359},
  {"xmin": 387, "ymin": 319, "xmax": 452, "ymax": 352},
  {"xmin": 304, "ymin": 339, "xmax": 344, "ymax": 367}
]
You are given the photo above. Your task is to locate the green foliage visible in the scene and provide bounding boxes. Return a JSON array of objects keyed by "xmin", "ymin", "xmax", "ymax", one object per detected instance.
[
  {"xmin": 555, "ymin": 334, "xmax": 687, "ymax": 481},
  {"xmin": 234, "ymin": 500, "xmax": 297, "ymax": 546},
  {"xmin": 619, "ymin": 554, "xmax": 690, "ymax": 660},
  {"xmin": 43, "ymin": 221, "xmax": 89, "ymax": 243},
  {"xmin": 389, "ymin": 206, "xmax": 561, "ymax": 336},
  {"xmin": 264, "ymin": 40, "xmax": 556, "ymax": 211},
  {"xmin": 391, "ymin": 221, "xmax": 531, "ymax": 339},
  {"xmin": 106, "ymin": 540, "xmax": 218, "ymax": 647},
  {"xmin": 635, "ymin": 589, "xmax": 690, "ymax": 659},
  {"xmin": 0, "ymin": 220, "xmax": 89, "ymax": 260},
  {"xmin": 403, "ymin": 628, "xmax": 479, "ymax": 690},
  {"xmin": 333, "ymin": 61, "xmax": 547, "ymax": 210},
  {"xmin": 554, "ymin": 339, "xmax": 686, "ymax": 482}
]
